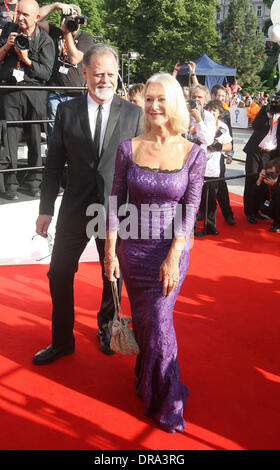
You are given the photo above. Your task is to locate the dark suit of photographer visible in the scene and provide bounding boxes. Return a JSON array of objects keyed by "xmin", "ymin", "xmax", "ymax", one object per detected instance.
[
  {"xmin": 243, "ymin": 103, "xmax": 280, "ymax": 223},
  {"xmin": 38, "ymin": 2, "xmax": 94, "ymax": 143},
  {"xmin": 254, "ymin": 159, "xmax": 280, "ymax": 232},
  {"xmin": 0, "ymin": 0, "xmax": 55, "ymax": 200}
]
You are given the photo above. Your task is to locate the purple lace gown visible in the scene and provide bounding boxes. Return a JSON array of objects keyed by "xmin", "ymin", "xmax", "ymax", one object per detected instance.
[{"xmin": 108, "ymin": 139, "xmax": 206, "ymax": 432}]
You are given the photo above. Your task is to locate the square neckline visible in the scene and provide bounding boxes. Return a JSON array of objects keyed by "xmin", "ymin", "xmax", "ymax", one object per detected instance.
[{"xmin": 129, "ymin": 139, "xmax": 195, "ymax": 174}]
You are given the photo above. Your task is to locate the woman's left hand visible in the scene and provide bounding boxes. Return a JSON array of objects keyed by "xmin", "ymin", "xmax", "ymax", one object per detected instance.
[{"xmin": 159, "ymin": 256, "xmax": 180, "ymax": 296}]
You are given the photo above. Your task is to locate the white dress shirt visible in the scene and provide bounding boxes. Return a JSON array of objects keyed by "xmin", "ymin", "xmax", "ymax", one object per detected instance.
[
  {"xmin": 87, "ymin": 93, "xmax": 113, "ymax": 154},
  {"xmin": 259, "ymin": 112, "xmax": 280, "ymax": 152},
  {"xmin": 205, "ymin": 119, "xmax": 232, "ymax": 178},
  {"xmin": 195, "ymin": 109, "xmax": 217, "ymax": 150},
  {"xmin": 187, "ymin": 109, "xmax": 216, "ymax": 155}
]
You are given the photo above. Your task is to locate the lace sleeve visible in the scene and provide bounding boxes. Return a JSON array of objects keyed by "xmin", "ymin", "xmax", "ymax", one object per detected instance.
[
  {"xmin": 106, "ymin": 140, "xmax": 130, "ymax": 232},
  {"xmin": 175, "ymin": 146, "xmax": 206, "ymax": 240}
]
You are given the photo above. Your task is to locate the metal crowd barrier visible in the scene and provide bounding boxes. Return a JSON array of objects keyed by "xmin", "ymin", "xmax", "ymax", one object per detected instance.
[
  {"xmin": 0, "ymin": 84, "xmax": 86, "ymax": 183},
  {"xmin": 195, "ymin": 166, "xmax": 255, "ymax": 238},
  {"xmin": 0, "ymin": 84, "xmax": 249, "ymax": 231}
]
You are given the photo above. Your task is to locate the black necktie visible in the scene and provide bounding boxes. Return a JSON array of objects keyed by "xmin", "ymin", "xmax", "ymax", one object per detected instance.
[{"xmin": 93, "ymin": 105, "xmax": 102, "ymax": 158}]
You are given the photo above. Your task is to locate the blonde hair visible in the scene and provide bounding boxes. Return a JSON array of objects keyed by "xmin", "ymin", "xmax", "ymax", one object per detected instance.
[
  {"xmin": 190, "ymin": 84, "xmax": 210, "ymax": 102},
  {"xmin": 142, "ymin": 73, "xmax": 189, "ymax": 133}
]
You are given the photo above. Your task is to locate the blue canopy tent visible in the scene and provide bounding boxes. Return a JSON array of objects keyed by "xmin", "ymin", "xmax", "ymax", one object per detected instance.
[{"xmin": 177, "ymin": 53, "xmax": 236, "ymax": 91}]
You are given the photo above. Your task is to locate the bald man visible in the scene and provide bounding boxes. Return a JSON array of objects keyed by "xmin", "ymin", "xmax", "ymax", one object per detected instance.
[{"xmin": 0, "ymin": 0, "xmax": 55, "ymax": 200}]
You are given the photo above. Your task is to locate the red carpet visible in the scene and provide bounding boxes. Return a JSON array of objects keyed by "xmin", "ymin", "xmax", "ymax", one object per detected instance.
[{"xmin": 0, "ymin": 194, "xmax": 279, "ymax": 450}]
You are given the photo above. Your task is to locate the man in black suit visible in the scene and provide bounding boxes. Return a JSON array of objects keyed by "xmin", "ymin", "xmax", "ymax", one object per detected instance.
[
  {"xmin": 254, "ymin": 159, "xmax": 280, "ymax": 232},
  {"xmin": 32, "ymin": 43, "xmax": 143, "ymax": 365},
  {"xmin": 243, "ymin": 101, "xmax": 280, "ymax": 224}
]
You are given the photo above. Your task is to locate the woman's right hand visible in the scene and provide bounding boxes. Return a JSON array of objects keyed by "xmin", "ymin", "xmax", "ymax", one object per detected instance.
[{"xmin": 104, "ymin": 257, "xmax": 120, "ymax": 282}]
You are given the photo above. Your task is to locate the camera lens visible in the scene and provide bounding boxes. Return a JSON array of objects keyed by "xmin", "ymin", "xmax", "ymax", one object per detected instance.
[
  {"xmin": 65, "ymin": 17, "xmax": 78, "ymax": 32},
  {"xmin": 14, "ymin": 34, "xmax": 30, "ymax": 50},
  {"xmin": 188, "ymin": 99, "xmax": 198, "ymax": 109}
]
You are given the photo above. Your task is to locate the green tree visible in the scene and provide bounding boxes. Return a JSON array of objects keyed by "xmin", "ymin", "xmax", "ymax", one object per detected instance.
[
  {"xmin": 37, "ymin": 0, "xmax": 221, "ymax": 84},
  {"xmin": 103, "ymin": 0, "xmax": 219, "ymax": 83},
  {"xmin": 218, "ymin": 0, "xmax": 265, "ymax": 89},
  {"xmin": 263, "ymin": 0, "xmax": 273, "ymax": 8}
]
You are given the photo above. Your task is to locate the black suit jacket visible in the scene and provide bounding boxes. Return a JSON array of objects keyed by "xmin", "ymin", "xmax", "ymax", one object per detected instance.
[
  {"xmin": 40, "ymin": 93, "xmax": 143, "ymax": 232},
  {"xmin": 243, "ymin": 105, "xmax": 280, "ymax": 156}
]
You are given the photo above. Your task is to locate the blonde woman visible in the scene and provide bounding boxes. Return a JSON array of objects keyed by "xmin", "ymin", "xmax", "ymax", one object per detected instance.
[{"xmin": 105, "ymin": 73, "xmax": 206, "ymax": 433}]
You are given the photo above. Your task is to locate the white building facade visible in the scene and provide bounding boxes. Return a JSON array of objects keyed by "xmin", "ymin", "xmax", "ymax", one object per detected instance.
[{"xmin": 216, "ymin": 0, "xmax": 271, "ymax": 39}]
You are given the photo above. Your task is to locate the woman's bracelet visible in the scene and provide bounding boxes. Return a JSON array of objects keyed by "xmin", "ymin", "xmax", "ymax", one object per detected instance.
[
  {"xmin": 104, "ymin": 255, "xmax": 117, "ymax": 264},
  {"xmin": 173, "ymin": 67, "xmax": 179, "ymax": 72}
]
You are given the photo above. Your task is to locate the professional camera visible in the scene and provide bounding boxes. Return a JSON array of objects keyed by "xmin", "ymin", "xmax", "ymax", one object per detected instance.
[
  {"xmin": 63, "ymin": 15, "xmax": 88, "ymax": 32},
  {"xmin": 267, "ymin": 92, "xmax": 280, "ymax": 114},
  {"xmin": 208, "ymin": 127, "xmax": 227, "ymax": 151},
  {"xmin": 178, "ymin": 58, "xmax": 188, "ymax": 66},
  {"xmin": 265, "ymin": 170, "xmax": 275, "ymax": 179},
  {"xmin": 14, "ymin": 33, "xmax": 31, "ymax": 50},
  {"xmin": 188, "ymin": 98, "xmax": 201, "ymax": 110}
]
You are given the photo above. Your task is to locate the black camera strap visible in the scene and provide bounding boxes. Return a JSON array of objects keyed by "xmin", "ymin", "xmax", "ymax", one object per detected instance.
[
  {"xmin": 29, "ymin": 26, "xmax": 40, "ymax": 52},
  {"xmin": 58, "ymin": 29, "xmax": 81, "ymax": 65}
]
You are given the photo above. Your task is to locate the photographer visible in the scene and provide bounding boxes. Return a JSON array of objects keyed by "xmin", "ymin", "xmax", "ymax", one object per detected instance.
[
  {"xmin": 186, "ymin": 84, "xmax": 216, "ymax": 154},
  {"xmin": 172, "ymin": 59, "xmax": 198, "ymax": 101},
  {"xmin": 195, "ymin": 99, "xmax": 232, "ymax": 236},
  {"xmin": 211, "ymin": 84, "xmax": 235, "ymax": 225},
  {"xmin": 0, "ymin": 0, "xmax": 55, "ymax": 200},
  {"xmin": 38, "ymin": 2, "xmax": 94, "ymax": 142},
  {"xmin": 0, "ymin": 1, "xmax": 19, "ymax": 35},
  {"xmin": 254, "ymin": 159, "xmax": 280, "ymax": 232},
  {"xmin": 243, "ymin": 92, "xmax": 280, "ymax": 224}
]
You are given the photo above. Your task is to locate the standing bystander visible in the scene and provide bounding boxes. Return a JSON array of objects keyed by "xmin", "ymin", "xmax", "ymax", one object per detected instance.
[
  {"xmin": 211, "ymin": 84, "xmax": 235, "ymax": 225},
  {"xmin": 38, "ymin": 2, "xmax": 94, "ymax": 143},
  {"xmin": 0, "ymin": 0, "xmax": 55, "ymax": 200}
]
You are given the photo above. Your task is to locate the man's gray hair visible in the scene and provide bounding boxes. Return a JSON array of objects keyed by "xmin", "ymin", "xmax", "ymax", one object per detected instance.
[
  {"xmin": 83, "ymin": 43, "xmax": 119, "ymax": 68},
  {"xmin": 68, "ymin": 4, "xmax": 82, "ymax": 16}
]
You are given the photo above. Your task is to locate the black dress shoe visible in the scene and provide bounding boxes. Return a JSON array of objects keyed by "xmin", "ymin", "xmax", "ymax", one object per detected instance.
[
  {"xmin": 96, "ymin": 325, "xmax": 115, "ymax": 355},
  {"xmin": 32, "ymin": 343, "xmax": 75, "ymax": 365},
  {"xmin": 269, "ymin": 225, "xmax": 280, "ymax": 232},
  {"xmin": 225, "ymin": 215, "xmax": 236, "ymax": 225},
  {"xmin": 256, "ymin": 211, "xmax": 272, "ymax": 220},
  {"xmin": 247, "ymin": 215, "xmax": 257, "ymax": 224},
  {"xmin": 19, "ymin": 187, "xmax": 41, "ymax": 197},
  {"xmin": 30, "ymin": 189, "xmax": 41, "ymax": 197},
  {"xmin": 194, "ymin": 227, "xmax": 219, "ymax": 237},
  {"xmin": 206, "ymin": 227, "xmax": 219, "ymax": 235},
  {"xmin": 4, "ymin": 190, "xmax": 19, "ymax": 201}
]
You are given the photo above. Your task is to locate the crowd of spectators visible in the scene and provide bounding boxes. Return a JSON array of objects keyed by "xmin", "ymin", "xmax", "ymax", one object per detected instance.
[
  {"xmin": 170, "ymin": 62, "xmax": 280, "ymax": 233},
  {"xmin": 0, "ymin": 0, "xmax": 279, "ymax": 232},
  {"xmin": 0, "ymin": 0, "xmax": 91, "ymax": 199}
]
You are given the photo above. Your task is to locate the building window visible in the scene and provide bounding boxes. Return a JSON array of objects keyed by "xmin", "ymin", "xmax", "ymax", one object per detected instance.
[
  {"xmin": 257, "ymin": 6, "xmax": 262, "ymax": 17},
  {"xmin": 216, "ymin": 12, "xmax": 221, "ymax": 21}
]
